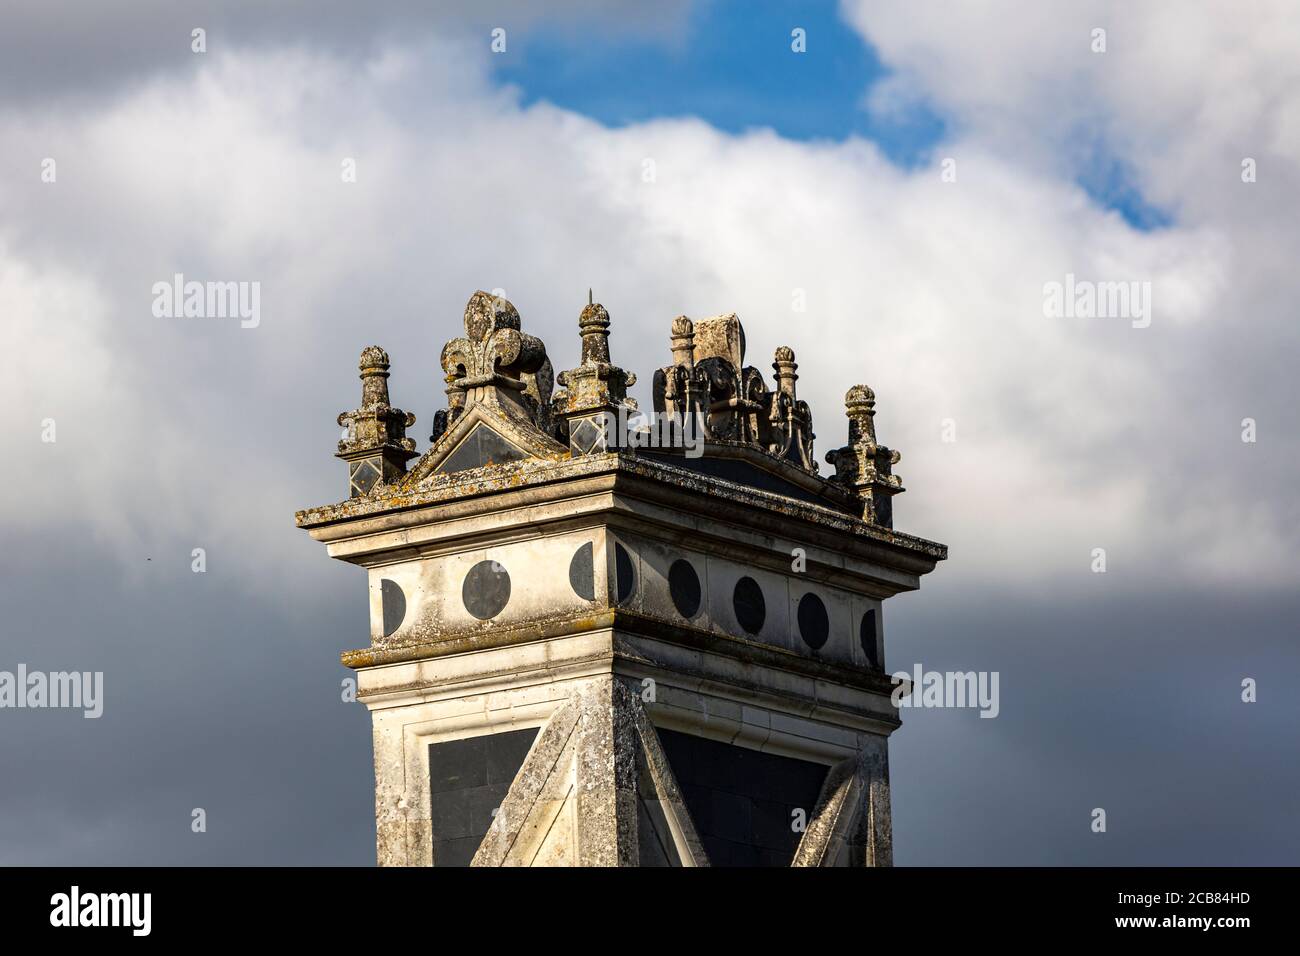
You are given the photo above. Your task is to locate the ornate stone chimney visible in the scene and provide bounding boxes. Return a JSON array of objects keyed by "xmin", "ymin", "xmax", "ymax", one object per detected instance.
[{"xmin": 298, "ymin": 292, "xmax": 945, "ymax": 867}]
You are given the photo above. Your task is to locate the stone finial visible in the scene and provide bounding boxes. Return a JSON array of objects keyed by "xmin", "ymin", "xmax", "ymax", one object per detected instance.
[
  {"xmin": 653, "ymin": 316, "xmax": 818, "ymax": 468},
  {"xmin": 578, "ymin": 300, "xmax": 612, "ymax": 366},
  {"xmin": 766, "ymin": 346, "xmax": 816, "ymax": 471},
  {"xmin": 845, "ymin": 384, "xmax": 876, "ymax": 443},
  {"xmin": 438, "ymin": 291, "xmax": 554, "ymax": 432},
  {"xmin": 358, "ymin": 345, "xmax": 392, "ymax": 404},
  {"xmin": 443, "ymin": 291, "xmax": 543, "ymax": 386},
  {"xmin": 556, "ymin": 294, "xmax": 636, "ymax": 457},
  {"xmin": 825, "ymin": 384, "xmax": 903, "ymax": 527},
  {"xmin": 681, "ymin": 313, "xmax": 766, "ymax": 445},
  {"xmin": 652, "ymin": 315, "xmax": 711, "ymax": 444},
  {"xmin": 772, "ymin": 346, "xmax": 797, "ymax": 397},
  {"xmin": 669, "ymin": 315, "xmax": 695, "ymax": 368},
  {"xmin": 337, "ymin": 346, "xmax": 417, "ymax": 498}
]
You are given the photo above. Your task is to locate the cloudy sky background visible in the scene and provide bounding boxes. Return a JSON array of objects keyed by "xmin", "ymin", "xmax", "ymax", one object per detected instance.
[{"xmin": 1, "ymin": 0, "xmax": 1297, "ymax": 863}]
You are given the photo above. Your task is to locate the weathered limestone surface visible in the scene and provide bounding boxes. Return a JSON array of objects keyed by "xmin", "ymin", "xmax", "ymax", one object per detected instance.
[
  {"xmin": 298, "ymin": 291, "xmax": 945, "ymax": 867},
  {"xmin": 336, "ymin": 346, "xmax": 417, "ymax": 498}
]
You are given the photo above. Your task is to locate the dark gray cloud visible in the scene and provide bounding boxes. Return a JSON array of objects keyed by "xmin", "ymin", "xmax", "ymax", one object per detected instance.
[
  {"xmin": 3, "ymin": 512, "xmax": 1295, "ymax": 864},
  {"xmin": 889, "ymin": 590, "xmax": 1300, "ymax": 865},
  {"xmin": 0, "ymin": 527, "xmax": 373, "ymax": 864}
]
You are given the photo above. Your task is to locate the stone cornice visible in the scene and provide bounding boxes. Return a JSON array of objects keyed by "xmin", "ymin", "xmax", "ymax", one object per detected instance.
[{"xmin": 296, "ymin": 450, "xmax": 947, "ymax": 569}]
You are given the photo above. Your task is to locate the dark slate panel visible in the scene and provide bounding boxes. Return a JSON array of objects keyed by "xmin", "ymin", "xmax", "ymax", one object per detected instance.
[
  {"xmin": 429, "ymin": 735, "xmax": 486, "ymax": 794},
  {"xmin": 437, "ymin": 424, "xmax": 528, "ymax": 474},
  {"xmin": 350, "ymin": 458, "xmax": 381, "ymax": 496},
  {"xmin": 568, "ymin": 541, "xmax": 595, "ymax": 601},
  {"xmin": 750, "ymin": 797, "xmax": 794, "ymax": 850},
  {"xmin": 680, "ymin": 783, "xmax": 712, "ymax": 833},
  {"xmin": 757, "ymin": 747, "xmax": 829, "ymax": 805},
  {"xmin": 615, "ymin": 543, "xmax": 635, "ymax": 603},
  {"xmin": 657, "ymin": 729, "xmax": 829, "ymax": 868},
  {"xmin": 639, "ymin": 450, "xmax": 832, "ymax": 507},
  {"xmin": 428, "ymin": 728, "xmax": 539, "ymax": 867},
  {"xmin": 569, "ymin": 415, "xmax": 607, "ymax": 455},
  {"xmin": 431, "ymin": 836, "xmax": 483, "ymax": 868},
  {"xmin": 460, "ymin": 783, "xmax": 508, "ymax": 841},
  {"xmin": 485, "ymin": 729, "xmax": 538, "ymax": 786},
  {"xmin": 462, "ymin": 560, "xmax": 510, "ymax": 620},
  {"xmin": 380, "ymin": 578, "xmax": 406, "ymax": 637},
  {"xmin": 797, "ymin": 592, "xmax": 829, "ymax": 650},
  {"xmin": 429, "ymin": 787, "xmax": 475, "ymax": 841},
  {"xmin": 709, "ymin": 789, "xmax": 751, "ymax": 843},
  {"xmin": 860, "ymin": 608, "xmax": 879, "ymax": 669},
  {"xmin": 874, "ymin": 494, "xmax": 893, "ymax": 529},
  {"xmin": 732, "ymin": 576, "xmax": 766, "ymax": 634},
  {"xmin": 668, "ymin": 558, "xmax": 701, "ymax": 619}
]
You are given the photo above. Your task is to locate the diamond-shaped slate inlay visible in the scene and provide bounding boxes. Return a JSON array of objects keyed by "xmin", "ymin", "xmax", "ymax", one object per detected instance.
[
  {"xmin": 568, "ymin": 415, "xmax": 607, "ymax": 456},
  {"xmin": 349, "ymin": 458, "xmax": 381, "ymax": 497}
]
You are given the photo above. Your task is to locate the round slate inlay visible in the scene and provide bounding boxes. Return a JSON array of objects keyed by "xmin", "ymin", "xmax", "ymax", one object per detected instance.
[
  {"xmin": 380, "ymin": 579, "xmax": 406, "ymax": 637},
  {"xmin": 615, "ymin": 543, "xmax": 635, "ymax": 604},
  {"xmin": 732, "ymin": 576, "xmax": 765, "ymax": 634},
  {"xmin": 569, "ymin": 542, "xmax": 595, "ymax": 601},
  {"xmin": 668, "ymin": 559, "xmax": 701, "ymax": 619},
  {"xmin": 860, "ymin": 609, "xmax": 879, "ymax": 668},
  {"xmin": 463, "ymin": 560, "xmax": 510, "ymax": 620},
  {"xmin": 798, "ymin": 592, "xmax": 829, "ymax": 650}
]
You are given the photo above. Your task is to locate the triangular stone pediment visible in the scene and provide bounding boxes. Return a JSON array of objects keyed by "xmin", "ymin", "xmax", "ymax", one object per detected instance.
[
  {"xmin": 403, "ymin": 400, "xmax": 567, "ymax": 483},
  {"xmin": 438, "ymin": 423, "xmax": 529, "ymax": 473}
]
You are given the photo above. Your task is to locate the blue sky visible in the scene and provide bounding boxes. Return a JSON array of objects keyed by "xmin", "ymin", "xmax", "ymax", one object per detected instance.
[
  {"xmin": 494, "ymin": 0, "xmax": 945, "ymax": 164},
  {"xmin": 494, "ymin": 0, "xmax": 1169, "ymax": 229}
]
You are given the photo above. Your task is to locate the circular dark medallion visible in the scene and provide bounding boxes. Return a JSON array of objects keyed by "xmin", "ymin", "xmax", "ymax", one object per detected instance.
[
  {"xmin": 668, "ymin": 559, "xmax": 701, "ymax": 619},
  {"xmin": 732, "ymin": 576, "xmax": 766, "ymax": 634},
  {"xmin": 860, "ymin": 609, "xmax": 879, "ymax": 668},
  {"xmin": 798, "ymin": 592, "xmax": 829, "ymax": 650},
  {"xmin": 462, "ymin": 560, "xmax": 511, "ymax": 620},
  {"xmin": 615, "ymin": 543, "xmax": 635, "ymax": 604},
  {"xmin": 380, "ymin": 579, "xmax": 406, "ymax": 637},
  {"xmin": 569, "ymin": 542, "xmax": 595, "ymax": 601}
]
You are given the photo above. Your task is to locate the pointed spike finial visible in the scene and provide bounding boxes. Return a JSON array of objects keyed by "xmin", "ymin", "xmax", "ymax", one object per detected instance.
[
  {"xmin": 555, "ymin": 293, "xmax": 636, "ymax": 457},
  {"xmin": 577, "ymin": 295, "xmax": 612, "ymax": 366}
]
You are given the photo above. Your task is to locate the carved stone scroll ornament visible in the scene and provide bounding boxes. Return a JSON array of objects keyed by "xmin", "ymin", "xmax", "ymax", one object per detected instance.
[
  {"xmin": 438, "ymin": 291, "xmax": 556, "ymax": 436},
  {"xmin": 653, "ymin": 315, "xmax": 818, "ymax": 474}
]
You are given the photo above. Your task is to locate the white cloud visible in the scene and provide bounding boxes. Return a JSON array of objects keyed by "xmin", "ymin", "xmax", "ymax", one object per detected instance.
[
  {"xmin": 1, "ymin": 11, "xmax": 1294, "ymax": 602},
  {"xmin": 843, "ymin": 1, "xmax": 1300, "ymax": 208}
]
